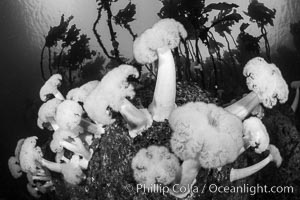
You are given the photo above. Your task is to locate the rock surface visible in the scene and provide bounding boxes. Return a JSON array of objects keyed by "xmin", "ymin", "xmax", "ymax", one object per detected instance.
[{"xmin": 47, "ymin": 82, "xmax": 299, "ymax": 200}]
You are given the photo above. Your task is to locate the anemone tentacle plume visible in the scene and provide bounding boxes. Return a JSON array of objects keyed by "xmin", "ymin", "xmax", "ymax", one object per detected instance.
[
  {"xmin": 83, "ymin": 64, "xmax": 152, "ymax": 136},
  {"xmin": 133, "ymin": 18, "xmax": 187, "ymax": 64},
  {"xmin": 242, "ymin": 117, "xmax": 270, "ymax": 154},
  {"xmin": 55, "ymin": 100, "xmax": 83, "ymax": 130},
  {"xmin": 8, "ymin": 156, "xmax": 22, "ymax": 179},
  {"xmin": 169, "ymin": 102, "xmax": 244, "ymax": 169},
  {"xmin": 19, "ymin": 136, "xmax": 44, "ymax": 174},
  {"xmin": 225, "ymin": 57, "xmax": 289, "ymax": 120},
  {"xmin": 40, "ymin": 74, "xmax": 65, "ymax": 101},
  {"xmin": 14, "ymin": 138, "xmax": 25, "ymax": 161},
  {"xmin": 131, "ymin": 145, "xmax": 181, "ymax": 188},
  {"xmin": 84, "ymin": 64, "xmax": 139, "ymax": 125},
  {"xmin": 37, "ymin": 98, "xmax": 62, "ymax": 130}
]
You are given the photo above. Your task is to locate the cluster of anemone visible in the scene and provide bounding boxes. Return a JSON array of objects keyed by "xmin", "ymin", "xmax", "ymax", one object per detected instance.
[
  {"xmin": 131, "ymin": 19, "xmax": 288, "ymax": 198},
  {"xmin": 8, "ymin": 137, "xmax": 54, "ymax": 198},
  {"xmin": 8, "ymin": 63, "xmax": 152, "ymax": 197},
  {"xmin": 8, "ymin": 18, "xmax": 293, "ymax": 199}
]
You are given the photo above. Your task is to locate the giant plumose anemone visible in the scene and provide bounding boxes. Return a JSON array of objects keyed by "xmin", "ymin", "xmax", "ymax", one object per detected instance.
[{"xmin": 8, "ymin": 18, "xmax": 290, "ymax": 200}]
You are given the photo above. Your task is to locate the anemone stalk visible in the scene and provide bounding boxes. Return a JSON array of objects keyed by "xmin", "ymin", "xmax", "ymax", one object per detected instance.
[
  {"xmin": 148, "ymin": 47, "xmax": 176, "ymax": 121},
  {"xmin": 225, "ymin": 91, "xmax": 260, "ymax": 120},
  {"xmin": 291, "ymin": 86, "xmax": 299, "ymax": 112},
  {"xmin": 230, "ymin": 154, "xmax": 272, "ymax": 182},
  {"xmin": 230, "ymin": 145, "xmax": 281, "ymax": 182},
  {"xmin": 120, "ymin": 99, "xmax": 152, "ymax": 138},
  {"xmin": 41, "ymin": 159, "xmax": 62, "ymax": 173}
]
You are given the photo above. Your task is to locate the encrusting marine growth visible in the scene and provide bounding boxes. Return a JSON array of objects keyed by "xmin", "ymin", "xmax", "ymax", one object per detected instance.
[{"xmin": 8, "ymin": 18, "xmax": 289, "ymax": 199}]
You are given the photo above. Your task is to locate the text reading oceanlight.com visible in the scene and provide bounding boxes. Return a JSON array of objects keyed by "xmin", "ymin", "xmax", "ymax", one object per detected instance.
[{"xmin": 128, "ymin": 183, "xmax": 294, "ymax": 196}]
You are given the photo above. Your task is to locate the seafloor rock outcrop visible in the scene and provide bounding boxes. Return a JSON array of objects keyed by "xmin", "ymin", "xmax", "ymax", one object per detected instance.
[
  {"xmin": 49, "ymin": 81, "xmax": 265, "ymax": 200},
  {"xmin": 258, "ymin": 105, "xmax": 300, "ymax": 199}
]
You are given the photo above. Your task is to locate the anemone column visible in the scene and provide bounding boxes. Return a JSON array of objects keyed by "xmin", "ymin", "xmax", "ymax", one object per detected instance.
[{"xmin": 148, "ymin": 47, "xmax": 176, "ymax": 122}]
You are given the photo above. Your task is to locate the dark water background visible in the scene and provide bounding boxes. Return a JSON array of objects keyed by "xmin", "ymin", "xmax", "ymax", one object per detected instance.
[{"xmin": 0, "ymin": 0, "xmax": 299, "ymax": 199}]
